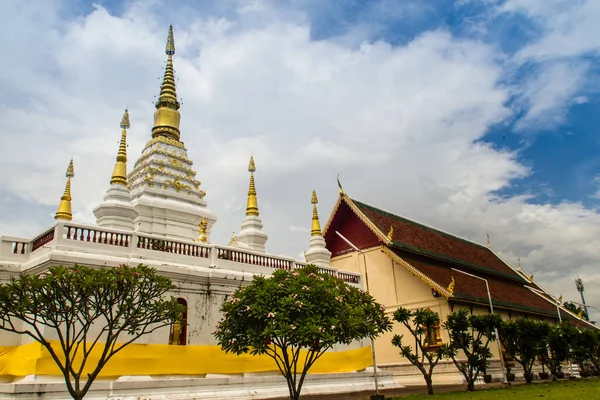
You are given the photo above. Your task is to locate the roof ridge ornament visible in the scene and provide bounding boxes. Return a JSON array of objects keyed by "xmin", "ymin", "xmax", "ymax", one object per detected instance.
[
  {"xmin": 387, "ymin": 226, "xmax": 393, "ymax": 241},
  {"xmin": 336, "ymin": 173, "xmax": 344, "ymax": 195},
  {"xmin": 447, "ymin": 276, "xmax": 455, "ymax": 296}
]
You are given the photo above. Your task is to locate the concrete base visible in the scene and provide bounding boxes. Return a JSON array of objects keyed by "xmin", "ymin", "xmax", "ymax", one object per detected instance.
[{"xmin": 0, "ymin": 371, "xmax": 404, "ymax": 400}]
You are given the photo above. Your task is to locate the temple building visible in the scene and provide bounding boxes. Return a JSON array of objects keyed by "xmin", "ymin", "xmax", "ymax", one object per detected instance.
[{"xmin": 0, "ymin": 25, "xmax": 594, "ymax": 399}]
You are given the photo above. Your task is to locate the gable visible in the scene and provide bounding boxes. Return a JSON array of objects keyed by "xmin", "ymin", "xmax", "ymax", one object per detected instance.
[{"xmin": 323, "ymin": 199, "xmax": 381, "ymax": 257}]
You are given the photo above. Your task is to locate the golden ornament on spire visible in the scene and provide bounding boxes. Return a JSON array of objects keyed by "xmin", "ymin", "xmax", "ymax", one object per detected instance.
[
  {"xmin": 447, "ymin": 276, "xmax": 455, "ymax": 296},
  {"xmin": 55, "ymin": 159, "xmax": 75, "ymax": 221},
  {"xmin": 311, "ymin": 189, "xmax": 322, "ymax": 236},
  {"xmin": 152, "ymin": 25, "xmax": 181, "ymax": 142},
  {"xmin": 337, "ymin": 173, "xmax": 344, "ymax": 195},
  {"xmin": 387, "ymin": 226, "xmax": 394, "ymax": 241},
  {"xmin": 245, "ymin": 156, "xmax": 259, "ymax": 216},
  {"xmin": 110, "ymin": 109, "xmax": 130, "ymax": 186}
]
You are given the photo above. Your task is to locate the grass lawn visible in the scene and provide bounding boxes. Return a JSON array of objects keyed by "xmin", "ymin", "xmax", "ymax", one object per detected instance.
[{"xmin": 393, "ymin": 379, "xmax": 600, "ymax": 400}]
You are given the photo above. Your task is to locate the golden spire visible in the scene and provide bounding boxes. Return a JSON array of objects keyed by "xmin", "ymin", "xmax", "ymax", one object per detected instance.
[
  {"xmin": 311, "ymin": 190, "xmax": 322, "ymax": 236},
  {"xmin": 245, "ymin": 156, "xmax": 259, "ymax": 216},
  {"xmin": 55, "ymin": 159, "xmax": 75, "ymax": 221},
  {"xmin": 447, "ymin": 276, "xmax": 455, "ymax": 296},
  {"xmin": 110, "ymin": 109, "xmax": 130, "ymax": 186},
  {"xmin": 151, "ymin": 25, "xmax": 181, "ymax": 142}
]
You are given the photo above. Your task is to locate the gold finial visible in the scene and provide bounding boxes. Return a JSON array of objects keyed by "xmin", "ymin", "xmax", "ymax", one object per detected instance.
[
  {"xmin": 517, "ymin": 257, "xmax": 522, "ymax": 270},
  {"xmin": 55, "ymin": 159, "xmax": 75, "ymax": 221},
  {"xmin": 557, "ymin": 294, "xmax": 563, "ymax": 304},
  {"xmin": 110, "ymin": 109, "xmax": 130, "ymax": 186},
  {"xmin": 228, "ymin": 231, "xmax": 239, "ymax": 247},
  {"xmin": 311, "ymin": 189, "xmax": 322, "ymax": 236},
  {"xmin": 486, "ymin": 233, "xmax": 490, "ymax": 247},
  {"xmin": 195, "ymin": 217, "xmax": 208, "ymax": 243},
  {"xmin": 337, "ymin": 173, "xmax": 344, "ymax": 195},
  {"xmin": 152, "ymin": 25, "xmax": 181, "ymax": 142},
  {"xmin": 246, "ymin": 156, "xmax": 259, "ymax": 216},
  {"xmin": 387, "ymin": 226, "xmax": 394, "ymax": 241},
  {"xmin": 577, "ymin": 309, "xmax": 584, "ymax": 319},
  {"xmin": 528, "ymin": 273, "xmax": 534, "ymax": 283},
  {"xmin": 447, "ymin": 276, "xmax": 455, "ymax": 296}
]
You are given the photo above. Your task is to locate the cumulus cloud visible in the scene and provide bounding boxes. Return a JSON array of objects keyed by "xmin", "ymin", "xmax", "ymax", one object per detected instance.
[{"xmin": 0, "ymin": 0, "xmax": 599, "ymax": 321}]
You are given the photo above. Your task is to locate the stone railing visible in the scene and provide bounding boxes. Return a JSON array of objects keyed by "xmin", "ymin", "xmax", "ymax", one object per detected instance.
[{"xmin": 0, "ymin": 222, "xmax": 361, "ymax": 286}]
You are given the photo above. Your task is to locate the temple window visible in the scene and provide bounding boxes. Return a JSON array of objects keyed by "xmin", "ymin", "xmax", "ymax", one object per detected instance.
[{"xmin": 169, "ymin": 298, "xmax": 188, "ymax": 345}]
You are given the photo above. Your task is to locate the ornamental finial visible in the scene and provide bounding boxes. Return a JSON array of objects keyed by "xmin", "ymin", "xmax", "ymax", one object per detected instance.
[
  {"xmin": 486, "ymin": 233, "xmax": 490, "ymax": 247},
  {"xmin": 246, "ymin": 156, "xmax": 259, "ymax": 216},
  {"xmin": 55, "ymin": 159, "xmax": 75, "ymax": 221},
  {"xmin": 152, "ymin": 25, "xmax": 181, "ymax": 141},
  {"xmin": 311, "ymin": 189, "xmax": 321, "ymax": 236},
  {"xmin": 387, "ymin": 226, "xmax": 393, "ymax": 241},
  {"xmin": 447, "ymin": 276, "xmax": 455, "ymax": 296},
  {"xmin": 337, "ymin": 173, "xmax": 344, "ymax": 195},
  {"xmin": 517, "ymin": 257, "xmax": 522, "ymax": 270},
  {"xmin": 195, "ymin": 217, "xmax": 208, "ymax": 243},
  {"xmin": 166, "ymin": 24, "xmax": 175, "ymax": 55},
  {"xmin": 111, "ymin": 109, "xmax": 130, "ymax": 186}
]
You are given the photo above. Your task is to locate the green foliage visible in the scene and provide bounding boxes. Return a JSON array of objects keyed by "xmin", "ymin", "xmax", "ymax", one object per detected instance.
[
  {"xmin": 214, "ymin": 265, "xmax": 392, "ymax": 400},
  {"xmin": 0, "ymin": 264, "xmax": 184, "ymax": 400},
  {"xmin": 499, "ymin": 318, "xmax": 550, "ymax": 383},
  {"xmin": 563, "ymin": 302, "xmax": 589, "ymax": 321},
  {"xmin": 571, "ymin": 328, "xmax": 600, "ymax": 375},
  {"xmin": 541, "ymin": 322, "xmax": 575, "ymax": 379},
  {"xmin": 443, "ymin": 309, "xmax": 501, "ymax": 392},
  {"xmin": 392, "ymin": 307, "xmax": 447, "ymax": 395}
]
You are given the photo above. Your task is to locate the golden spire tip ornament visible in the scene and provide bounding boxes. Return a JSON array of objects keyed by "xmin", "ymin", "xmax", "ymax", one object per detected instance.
[
  {"xmin": 245, "ymin": 156, "xmax": 259, "ymax": 216},
  {"xmin": 110, "ymin": 108, "xmax": 130, "ymax": 186},
  {"xmin": 55, "ymin": 159, "xmax": 75, "ymax": 221},
  {"xmin": 337, "ymin": 173, "xmax": 344, "ymax": 195},
  {"xmin": 311, "ymin": 189, "xmax": 322, "ymax": 236},
  {"xmin": 151, "ymin": 25, "xmax": 181, "ymax": 142}
]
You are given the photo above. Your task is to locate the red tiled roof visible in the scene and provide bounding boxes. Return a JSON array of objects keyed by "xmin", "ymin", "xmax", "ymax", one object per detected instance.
[
  {"xmin": 352, "ymin": 199, "xmax": 524, "ymax": 281},
  {"xmin": 396, "ymin": 250, "xmax": 559, "ymax": 317}
]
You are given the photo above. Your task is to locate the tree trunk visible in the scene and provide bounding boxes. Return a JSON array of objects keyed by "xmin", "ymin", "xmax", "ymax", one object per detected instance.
[
  {"xmin": 466, "ymin": 380, "xmax": 475, "ymax": 392},
  {"xmin": 425, "ymin": 375, "xmax": 434, "ymax": 395}
]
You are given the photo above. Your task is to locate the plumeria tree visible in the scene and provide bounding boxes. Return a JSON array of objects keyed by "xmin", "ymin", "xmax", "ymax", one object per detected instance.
[
  {"xmin": 0, "ymin": 264, "xmax": 184, "ymax": 400},
  {"xmin": 540, "ymin": 322, "xmax": 574, "ymax": 380},
  {"xmin": 443, "ymin": 309, "xmax": 501, "ymax": 392},
  {"xmin": 499, "ymin": 318, "xmax": 550, "ymax": 383},
  {"xmin": 391, "ymin": 307, "xmax": 447, "ymax": 395},
  {"xmin": 214, "ymin": 265, "xmax": 392, "ymax": 400}
]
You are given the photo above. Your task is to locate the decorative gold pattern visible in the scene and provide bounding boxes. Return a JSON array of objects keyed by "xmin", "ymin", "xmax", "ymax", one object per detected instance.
[
  {"xmin": 228, "ymin": 232, "xmax": 239, "ymax": 247},
  {"xmin": 143, "ymin": 135, "xmax": 185, "ymax": 151},
  {"xmin": 311, "ymin": 189, "xmax": 322, "ymax": 236},
  {"xmin": 246, "ymin": 156, "xmax": 259, "ymax": 216},
  {"xmin": 381, "ymin": 246, "xmax": 453, "ymax": 298},
  {"xmin": 387, "ymin": 226, "xmax": 393, "ymax": 241},
  {"xmin": 110, "ymin": 109, "xmax": 130, "ymax": 186},
  {"xmin": 447, "ymin": 276, "xmax": 455, "ymax": 295},
  {"xmin": 164, "ymin": 178, "xmax": 191, "ymax": 193},
  {"xmin": 55, "ymin": 159, "xmax": 75, "ymax": 221}
]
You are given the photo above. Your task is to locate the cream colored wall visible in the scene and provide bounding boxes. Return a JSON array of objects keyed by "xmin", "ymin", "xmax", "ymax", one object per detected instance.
[{"xmin": 331, "ymin": 247, "xmax": 451, "ymax": 365}]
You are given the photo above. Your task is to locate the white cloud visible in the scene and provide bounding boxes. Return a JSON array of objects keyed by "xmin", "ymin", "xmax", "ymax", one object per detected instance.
[{"xmin": 0, "ymin": 0, "xmax": 599, "ymax": 322}]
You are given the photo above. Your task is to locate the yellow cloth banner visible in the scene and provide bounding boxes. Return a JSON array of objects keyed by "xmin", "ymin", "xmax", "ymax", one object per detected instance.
[{"xmin": 0, "ymin": 342, "xmax": 372, "ymax": 377}]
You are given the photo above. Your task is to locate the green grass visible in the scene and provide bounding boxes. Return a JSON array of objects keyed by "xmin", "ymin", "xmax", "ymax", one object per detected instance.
[{"xmin": 393, "ymin": 379, "xmax": 600, "ymax": 400}]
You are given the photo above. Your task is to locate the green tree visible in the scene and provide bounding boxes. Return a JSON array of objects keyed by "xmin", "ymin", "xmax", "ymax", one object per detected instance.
[
  {"xmin": 571, "ymin": 328, "xmax": 600, "ymax": 376},
  {"xmin": 540, "ymin": 322, "xmax": 574, "ymax": 380},
  {"xmin": 213, "ymin": 265, "xmax": 392, "ymax": 400},
  {"xmin": 443, "ymin": 309, "xmax": 501, "ymax": 392},
  {"xmin": 0, "ymin": 264, "xmax": 184, "ymax": 400},
  {"xmin": 499, "ymin": 318, "xmax": 550, "ymax": 383},
  {"xmin": 391, "ymin": 307, "xmax": 447, "ymax": 395},
  {"xmin": 564, "ymin": 302, "xmax": 589, "ymax": 321}
]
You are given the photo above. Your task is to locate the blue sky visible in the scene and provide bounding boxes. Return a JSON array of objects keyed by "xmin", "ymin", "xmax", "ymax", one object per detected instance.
[{"xmin": 0, "ymin": 0, "xmax": 599, "ymax": 319}]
